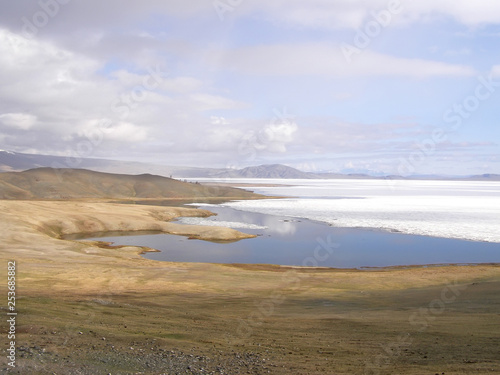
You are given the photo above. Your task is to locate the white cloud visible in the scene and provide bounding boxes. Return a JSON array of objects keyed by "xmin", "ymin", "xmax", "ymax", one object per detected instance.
[
  {"xmin": 194, "ymin": 117, "xmax": 298, "ymax": 158},
  {"xmin": 400, "ymin": 0, "xmax": 500, "ymax": 28},
  {"xmin": 491, "ymin": 65, "xmax": 500, "ymax": 78},
  {"xmin": 110, "ymin": 70, "xmax": 146, "ymax": 86},
  {"xmin": 245, "ymin": 0, "xmax": 371, "ymax": 29},
  {"xmin": 160, "ymin": 77, "xmax": 204, "ymax": 93},
  {"xmin": 210, "ymin": 116, "xmax": 229, "ymax": 125},
  {"xmin": 260, "ymin": 122, "xmax": 298, "ymax": 153},
  {"xmin": 105, "ymin": 122, "xmax": 149, "ymax": 142},
  {"xmin": 0, "ymin": 113, "xmax": 37, "ymax": 130},
  {"xmin": 110, "ymin": 71, "xmax": 203, "ymax": 94},
  {"xmin": 2, "ymin": 1, "xmax": 500, "ymax": 44},
  {"xmin": 248, "ymin": 0, "xmax": 500, "ymax": 29},
  {"xmin": 190, "ymin": 94, "xmax": 248, "ymax": 111},
  {"xmin": 2, "ymin": 1, "xmax": 499, "ymax": 45},
  {"xmin": 0, "ymin": 28, "xmax": 112, "ymax": 134},
  {"xmin": 212, "ymin": 43, "xmax": 476, "ymax": 78},
  {"xmin": 76, "ymin": 119, "xmax": 149, "ymax": 143},
  {"xmin": 0, "ymin": 28, "xmax": 248, "ymax": 158}
]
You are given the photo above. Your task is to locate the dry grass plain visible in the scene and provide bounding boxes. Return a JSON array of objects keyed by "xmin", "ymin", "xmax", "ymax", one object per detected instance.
[{"xmin": 0, "ymin": 199, "xmax": 499, "ymax": 374}]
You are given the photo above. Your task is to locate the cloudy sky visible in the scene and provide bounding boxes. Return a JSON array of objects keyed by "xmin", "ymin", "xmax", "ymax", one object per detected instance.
[{"xmin": 0, "ymin": 0, "xmax": 499, "ymax": 175}]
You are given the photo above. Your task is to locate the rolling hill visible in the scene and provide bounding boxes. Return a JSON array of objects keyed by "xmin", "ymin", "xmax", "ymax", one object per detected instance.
[{"xmin": 0, "ymin": 168, "xmax": 262, "ymax": 200}]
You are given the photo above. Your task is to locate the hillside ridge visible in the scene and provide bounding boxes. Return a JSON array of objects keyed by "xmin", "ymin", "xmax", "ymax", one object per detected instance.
[{"xmin": 0, "ymin": 167, "xmax": 262, "ymax": 200}]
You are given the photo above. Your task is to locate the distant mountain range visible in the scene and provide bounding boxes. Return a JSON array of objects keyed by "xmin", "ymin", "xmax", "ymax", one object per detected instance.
[{"xmin": 1, "ymin": 150, "xmax": 499, "ymax": 181}]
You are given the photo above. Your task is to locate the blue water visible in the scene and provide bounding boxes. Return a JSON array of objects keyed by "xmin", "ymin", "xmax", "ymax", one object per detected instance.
[{"xmin": 82, "ymin": 205, "xmax": 500, "ymax": 269}]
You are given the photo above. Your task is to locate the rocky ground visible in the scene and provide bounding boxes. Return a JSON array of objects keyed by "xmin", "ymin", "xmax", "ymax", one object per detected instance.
[{"xmin": 13, "ymin": 343, "xmax": 273, "ymax": 374}]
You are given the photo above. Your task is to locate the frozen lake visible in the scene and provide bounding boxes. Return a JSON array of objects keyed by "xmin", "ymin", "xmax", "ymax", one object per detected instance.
[
  {"xmin": 81, "ymin": 178, "xmax": 500, "ymax": 268},
  {"xmin": 191, "ymin": 178, "xmax": 500, "ymax": 243}
]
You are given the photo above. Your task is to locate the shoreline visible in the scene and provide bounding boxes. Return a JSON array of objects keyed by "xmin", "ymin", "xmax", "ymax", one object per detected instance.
[
  {"xmin": 221, "ymin": 201, "xmax": 500, "ymax": 244},
  {"xmin": 2, "ymin": 198, "xmax": 498, "ymax": 269},
  {"xmin": 0, "ymin": 199, "xmax": 258, "ymax": 242}
]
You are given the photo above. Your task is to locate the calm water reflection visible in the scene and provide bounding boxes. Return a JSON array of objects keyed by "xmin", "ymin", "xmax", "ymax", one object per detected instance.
[{"xmin": 81, "ymin": 206, "xmax": 500, "ymax": 268}]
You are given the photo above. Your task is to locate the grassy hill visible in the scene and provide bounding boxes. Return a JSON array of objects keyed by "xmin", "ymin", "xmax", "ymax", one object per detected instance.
[{"xmin": 0, "ymin": 168, "xmax": 262, "ymax": 200}]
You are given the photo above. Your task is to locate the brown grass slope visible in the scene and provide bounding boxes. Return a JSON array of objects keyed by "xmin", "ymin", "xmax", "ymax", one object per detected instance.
[{"xmin": 0, "ymin": 167, "xmax": 262, "ymax": 200}]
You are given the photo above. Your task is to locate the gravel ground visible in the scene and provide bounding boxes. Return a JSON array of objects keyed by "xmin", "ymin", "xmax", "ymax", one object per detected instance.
[{"xmin": 7, "ymin": 341, "xmax": 277, "ymax": 375}]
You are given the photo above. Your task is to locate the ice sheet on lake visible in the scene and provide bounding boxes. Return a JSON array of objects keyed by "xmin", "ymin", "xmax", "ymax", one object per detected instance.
[
  {"xmin": 213, "ymin": 179, "xmax": 500, "ymax": 243},
  {"xmin": 177, "ymin": 216, "xmax": 267, "ymax": 230}
]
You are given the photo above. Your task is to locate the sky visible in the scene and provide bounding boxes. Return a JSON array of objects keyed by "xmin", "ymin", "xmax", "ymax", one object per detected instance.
[{"xmin": 0, "ymin": 0, "xmax": 499, "ymax": 176}]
